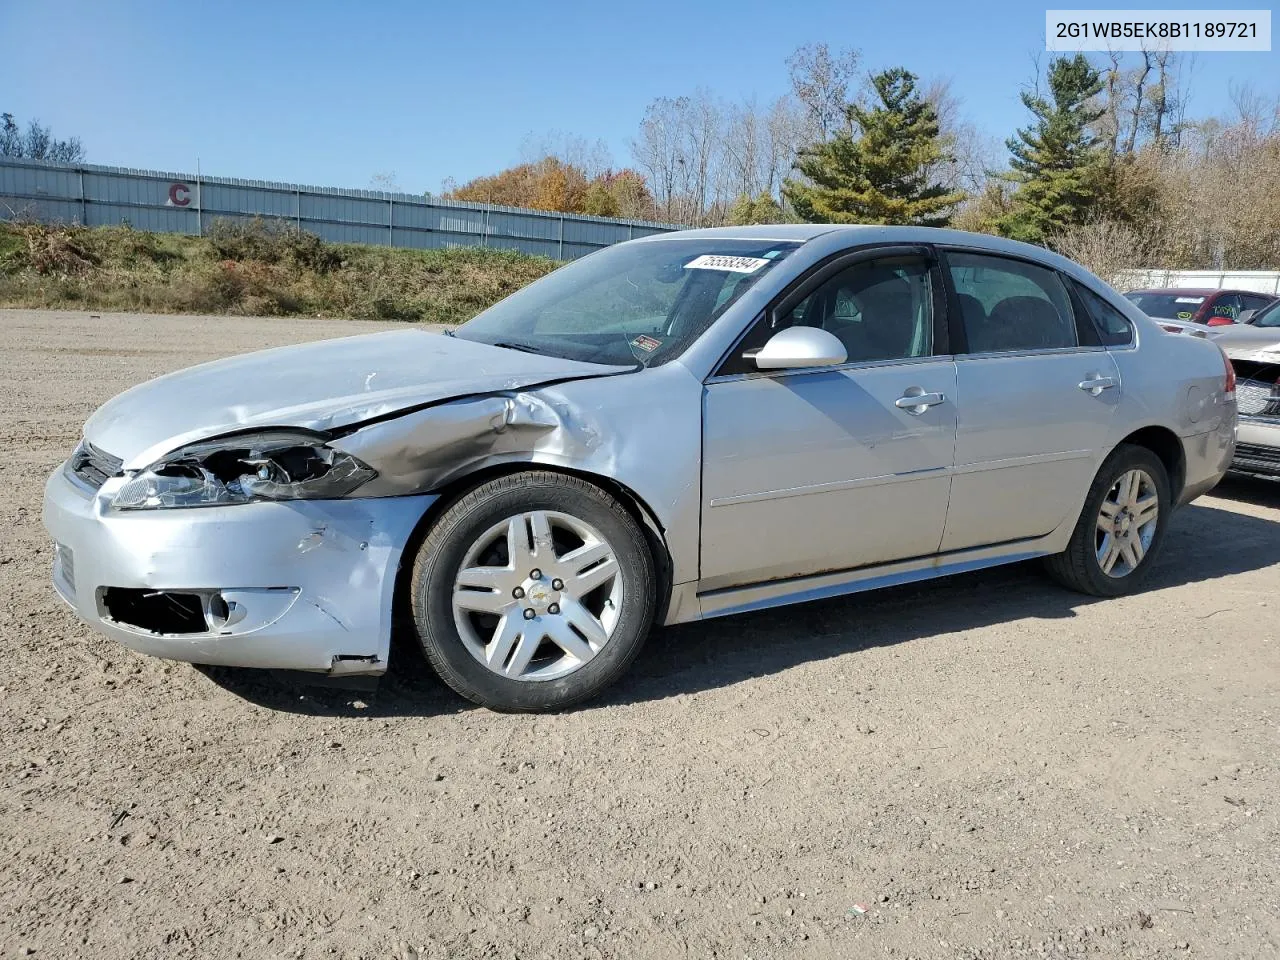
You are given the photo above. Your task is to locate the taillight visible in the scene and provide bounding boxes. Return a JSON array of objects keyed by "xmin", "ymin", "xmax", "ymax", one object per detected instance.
[
  {"xmin": 1223, "ymin": 351, "xmax": 1236, "ymax": 399},
  {"xmin": 1206, "ymin": 316, "xmax": 1236, "ymax": 327}
]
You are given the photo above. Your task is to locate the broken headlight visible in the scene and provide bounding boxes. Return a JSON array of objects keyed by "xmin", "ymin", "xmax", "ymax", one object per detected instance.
[{"xmin": 111, "ymin": 431, "xmax": 376, "ymax": 510}]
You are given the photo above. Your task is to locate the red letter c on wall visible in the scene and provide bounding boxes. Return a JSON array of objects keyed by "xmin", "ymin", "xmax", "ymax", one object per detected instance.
[{"xmin": 169, "ymin": 183, "xmax": 191, "ymax": 207}]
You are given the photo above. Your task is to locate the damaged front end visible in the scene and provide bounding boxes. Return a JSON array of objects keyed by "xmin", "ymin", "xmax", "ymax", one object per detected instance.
[
  {"xmin": 1229, "ymin": 356, "xmax": 1280, "ymax": 478},
  {"xmin": 44, "ymin": 453, "xmax": 435, "ymax": 674},
  {"xmin": 109, "ymin": 430, "xmax": 378, "ymax": 509},
  {"xmin": 331, "ymin": 392, "xmax": 587, "ymax": 496},
  {"xmin": 44, "ymin": 355, "xmax": 705, "ymax": 676}
]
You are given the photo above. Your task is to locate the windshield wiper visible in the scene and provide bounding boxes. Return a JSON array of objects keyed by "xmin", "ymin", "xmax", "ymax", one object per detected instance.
[{"xmin": 490, "ymin": 341, "xmax": 547, "ymax": 355}]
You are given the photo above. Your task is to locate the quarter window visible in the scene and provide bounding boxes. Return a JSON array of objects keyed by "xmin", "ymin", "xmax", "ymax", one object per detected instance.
[
  {"xmin": 1075, "ymin": 284, "xmax": 1135, "ymax": 347},
  {"xmin": 947, "ymin": 252, "xmax": 1077, "ymax": 353}
]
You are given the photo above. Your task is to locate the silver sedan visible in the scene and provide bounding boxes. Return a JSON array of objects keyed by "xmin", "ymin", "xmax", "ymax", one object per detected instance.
[{"xmin": 43, "ymin": 226, "xmax": 1237, "ymax": 711}]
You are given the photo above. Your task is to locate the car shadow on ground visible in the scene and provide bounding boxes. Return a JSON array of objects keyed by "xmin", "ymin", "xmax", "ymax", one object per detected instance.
[
  {"xmin": 200, "ymin": 496, "xmax": 1280, "ymax": 718},
  {"xmin": 1213, "ymin": 473, "xmax": 1280, "ymax": 508}
]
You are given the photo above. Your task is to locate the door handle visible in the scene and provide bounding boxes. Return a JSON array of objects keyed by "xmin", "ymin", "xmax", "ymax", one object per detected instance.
[
  {"xmin": 895, "ymin": 391, "xmax": 947, "ymax": 414},
  {"xmin": 1078, "ymin": 375, "xmax": 1117, "ymax": 396}
]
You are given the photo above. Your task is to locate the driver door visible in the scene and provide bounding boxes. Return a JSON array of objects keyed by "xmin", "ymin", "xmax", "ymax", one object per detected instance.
[{"xmin": 699, "ymin": 250, "xmax": 958, "ymax": 590}]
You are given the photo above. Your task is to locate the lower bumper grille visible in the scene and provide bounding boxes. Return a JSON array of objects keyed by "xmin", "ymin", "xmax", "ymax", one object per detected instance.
[
  {"xmin": 101, "ymin": 588, "xmax": 209, "ymax": 635},
  {"xmin": 1233, "ymin": 441, "xmax": 1280, "ymax": 474}
]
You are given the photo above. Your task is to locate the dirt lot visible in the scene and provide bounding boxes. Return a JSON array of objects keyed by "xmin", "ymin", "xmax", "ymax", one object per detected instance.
[{"xmin": 1, "ymin": 308, "xmax": 1278, "ymax": 960}]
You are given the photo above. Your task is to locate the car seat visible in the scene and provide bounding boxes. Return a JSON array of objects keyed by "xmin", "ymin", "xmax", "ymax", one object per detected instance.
[{"xmin": 982, "ymin": 296, "xmax": 1069, "ymax": 351}]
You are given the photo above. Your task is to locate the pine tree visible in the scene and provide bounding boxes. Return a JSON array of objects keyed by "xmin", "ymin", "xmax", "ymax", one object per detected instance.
[
  {"xmin": 783, "ymin": 68, "xmax": 964, "ymax": 227},
  {"xmin": 996, "ymin": 55, "xmax": 1106, "ymax": 244}
]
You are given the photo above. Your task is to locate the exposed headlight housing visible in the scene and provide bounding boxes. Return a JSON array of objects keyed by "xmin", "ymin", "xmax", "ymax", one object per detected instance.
[{"xmin": 110, "ymin": 430, "xmax": 376, "ymax": 510}]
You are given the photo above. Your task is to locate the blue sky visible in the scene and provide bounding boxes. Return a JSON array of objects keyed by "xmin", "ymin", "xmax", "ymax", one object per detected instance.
[{"xmin": 2, "ymin": 0, "xmax": 1276, "ymax": 192}]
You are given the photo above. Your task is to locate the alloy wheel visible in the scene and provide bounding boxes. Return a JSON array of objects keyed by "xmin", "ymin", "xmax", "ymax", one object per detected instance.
[
  {"xmin": 451, "ymin": 510, "xmax": 623, "ymax": 681},
  {"xmin": 1095, "ymin": 468, "xmax": 1159, "ymax": 578}
]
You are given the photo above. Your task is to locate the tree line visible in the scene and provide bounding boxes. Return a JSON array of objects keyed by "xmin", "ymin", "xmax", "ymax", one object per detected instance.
[
  {"xmin": 1, "ymin": 113, "xmax": 85, "ymax": 164},
  {"xmin": 9, "ymin": 44, "xmax": 1280, "ymax": 277},
  {"xmin": 441, "ymin": 44, "xmax": 1280, "ymax": 275}
]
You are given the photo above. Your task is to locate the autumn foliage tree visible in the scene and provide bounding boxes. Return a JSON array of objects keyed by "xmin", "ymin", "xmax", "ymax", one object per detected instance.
[{"xmin": 444, "ymin": 157, "xmax": 655, "ymax": 219}]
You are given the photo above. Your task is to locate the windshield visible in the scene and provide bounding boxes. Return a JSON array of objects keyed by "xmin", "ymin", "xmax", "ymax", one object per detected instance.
[
  {"xmin": 1123, "ymin": 291, "xmax": 1206, "ymax": 321},
  {"xmin": 1251, "ymin": 300, "xmax": 1280, "ymax": 328},
  {"xmin": 454, "ymin": 238, "xmax": 800, "ymax": 366}
]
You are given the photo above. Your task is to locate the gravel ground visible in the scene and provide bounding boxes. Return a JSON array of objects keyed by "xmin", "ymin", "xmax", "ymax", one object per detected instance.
[{"xmin": 1, "ymin": 308, "xmax": 1278, "ymax": 960}]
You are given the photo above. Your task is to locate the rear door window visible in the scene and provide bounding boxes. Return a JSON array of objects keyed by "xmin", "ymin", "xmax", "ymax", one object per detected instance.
[{"xmin": 946, "ymin": 252, "xmax": 1077, "ymax": 353}]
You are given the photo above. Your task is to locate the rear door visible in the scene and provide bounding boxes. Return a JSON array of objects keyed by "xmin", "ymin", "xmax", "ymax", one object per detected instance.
[
  {"xmin": 699, "ymin": 249, "xmax": 957, "ymax": 590},
  {"xmin": 940, "ymin": 249, "xmax": 1121, "ymax": 552}
]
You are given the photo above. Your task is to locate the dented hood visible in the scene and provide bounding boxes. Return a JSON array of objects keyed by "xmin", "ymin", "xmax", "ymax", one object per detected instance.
[{"xmin": 84, "ymin": 328, "xmax": 629, "ymax": 468}]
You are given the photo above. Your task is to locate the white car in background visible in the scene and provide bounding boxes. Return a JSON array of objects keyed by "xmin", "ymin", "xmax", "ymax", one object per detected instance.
[{"xmin": 1213, "ymin": 300, "xmax": 1280, "ymax": 478}]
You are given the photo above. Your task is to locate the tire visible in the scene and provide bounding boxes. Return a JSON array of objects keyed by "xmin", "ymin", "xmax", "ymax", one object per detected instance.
[
  {"xmin": 409, "ymin": 471, "xmax": 656, "ymax": 712},
  {"xmin": 1043, "ymin": 443, "xmax": 1171, "ymax": 597}
]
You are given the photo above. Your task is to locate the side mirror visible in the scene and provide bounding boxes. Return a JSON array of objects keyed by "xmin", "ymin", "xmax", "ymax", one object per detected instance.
[
  {"xmin": 1237, "ymin": 309, "xmax": 1256, "ymax": 325},
  {"xmin": 749, "ymin": 326, "xmax": 848, "ymax": 370}
]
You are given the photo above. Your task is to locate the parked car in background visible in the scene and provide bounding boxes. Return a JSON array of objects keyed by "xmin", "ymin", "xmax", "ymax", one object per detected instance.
[
  {"xmin": 44, "ymin": 226, "xmax": 1237, "ymax": 711},
  {"xmin": 1215, "ymin": 299, "xmax": 1280, "ymax": 478},
  {"xmin": 1124, "ymin": 288, "xmax": 1277, "ymax": 327},
  {"xmin": 1149, "ymin": 317, "xmax": 1211, "ymax": 338}
]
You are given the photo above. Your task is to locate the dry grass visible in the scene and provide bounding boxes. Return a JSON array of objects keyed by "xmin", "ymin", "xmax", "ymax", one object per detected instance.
[{"xmin": 0, "ymin": 219, "xmax": 558, "ymax": 324}]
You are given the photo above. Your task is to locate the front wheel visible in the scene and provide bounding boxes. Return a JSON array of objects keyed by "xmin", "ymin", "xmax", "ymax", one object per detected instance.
[
  {"xmin": 1044, "ymin": 444, "xmax": 1171, "ymax": 597},
  {"xmin": 409, "ymin": 472, "xmax": 656, "ymax": 712}
]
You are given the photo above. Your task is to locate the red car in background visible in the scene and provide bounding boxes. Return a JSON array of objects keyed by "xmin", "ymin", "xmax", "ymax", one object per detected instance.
[{"xmin": 1124, "ymin": 287, "xmax": 1278, "ymax": 327}]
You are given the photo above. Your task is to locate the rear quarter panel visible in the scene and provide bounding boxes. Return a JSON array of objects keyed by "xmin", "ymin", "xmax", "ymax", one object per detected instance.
[
  {"xmin": 1051, "ymin": 261, "xmax": 1235, "ymax": 448},
  {"xmin": 1108, "ymin": 318, "xmax": 1234, "ymax": 439},
  {"xmin": 1106, "ymin": 315, "xmax": 1236, "ymax": 502}
]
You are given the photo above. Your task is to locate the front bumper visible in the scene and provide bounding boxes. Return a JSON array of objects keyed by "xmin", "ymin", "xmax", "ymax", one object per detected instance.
[
  {"xmin": 1232, "ymin": 415, "xmax": 1280, "ymax": 477},
  {"xmin": 42, "ymin": 463, "xmax": 435, "ymax": 673}
]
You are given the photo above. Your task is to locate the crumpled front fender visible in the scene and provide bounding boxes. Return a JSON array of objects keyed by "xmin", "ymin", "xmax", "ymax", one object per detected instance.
[{"xmin": 330, "ymin": 361, "xmax": 705, "ymax": 588}]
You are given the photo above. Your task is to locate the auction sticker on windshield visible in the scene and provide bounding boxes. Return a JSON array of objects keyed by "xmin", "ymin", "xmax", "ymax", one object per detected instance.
[
  {"xmin": 630, "ymin": 334, "xmax": 662, "ymax": 353},
  {"xmin": 684, "ymin": 255, "xmax": 771, "ymax": 273}
]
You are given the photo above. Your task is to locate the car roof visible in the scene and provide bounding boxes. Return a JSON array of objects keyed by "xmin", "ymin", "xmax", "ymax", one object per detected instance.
[
  {"xmin": 1127, "ymin": 287, "xmax": 1218, "ymax": 296},
  {"xmin": 632, "ymin": 224, "xmax": 1114, "ymax": 292},
  {"xmin": 634, "ymin": 224, "xmax": 839, "ymax": 242},
  {"xmin": 1127, "ymin": 287, "xmax": 1273, "ymax": 297},
  {"xmin": 635, "ymin": 224, "xmax": 1076, "ymax": 259}
]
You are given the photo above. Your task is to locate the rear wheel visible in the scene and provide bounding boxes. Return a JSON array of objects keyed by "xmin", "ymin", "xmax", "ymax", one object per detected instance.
[
  {"xmin": 410, "ymin": 472, "xmax": 656, "ymax": 711},
  {"xmin": 1044, "ymin": 444, "xmax": 1170, "ymax": 597}
]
